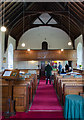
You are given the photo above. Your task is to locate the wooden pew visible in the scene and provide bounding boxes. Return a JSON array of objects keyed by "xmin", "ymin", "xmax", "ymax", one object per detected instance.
[
  {"xmin": 59, "ymin": 80, "xmax": 84, "ymax": 103},
  {"xmin": 63, "ymin": 84, "xmax": 84, "ymax": 104},
  {"xmin": 58, "ymin": 78, "xmax": 82, "ymax": 96},
  {"xmin": 0, "ymin": 79, "xmax": 9, "ymax": 112},
  {"xmin": 25, "ymin": 78, "xmax": 34, "ymax": 103},
  {"xmin": 55, "ymin": 75, "xmax": 82, "ymax": 95},
  {"xmin": 1, "ymin": 79, "xmax": 33, "ymax": 113},
  {"xmin": 54, "ymin": 75, "xmax": 62, "ymax": 93},
  {"xmin": 13, "ymin": 80, "xmax": 31, "ymax": 112},
  {"xmin": 54, "ymin": 74, "xmax": 83, "ymax": 104},
  {"xmin": 29, "ymin": 74, "xmax": 37, "ymax": 95}
]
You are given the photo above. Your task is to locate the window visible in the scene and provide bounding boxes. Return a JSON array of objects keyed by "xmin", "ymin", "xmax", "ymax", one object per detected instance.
[
  {"xmin": 8, "ymin": 43, "xmax": 13, "ymax": 69},
  {"xmin": 77, "ymin": 42, "xmax": 82, "ymax": 68}
]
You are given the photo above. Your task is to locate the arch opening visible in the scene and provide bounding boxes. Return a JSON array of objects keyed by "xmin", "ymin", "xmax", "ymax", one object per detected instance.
[{"xmin": 42, "ymin": 41, "xmax": 48, "ymax": 50}]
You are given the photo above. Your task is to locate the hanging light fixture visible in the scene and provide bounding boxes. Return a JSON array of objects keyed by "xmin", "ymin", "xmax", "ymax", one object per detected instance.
[
  {"xmin": 68, "ymin": 42, "xmax": 72, "ymax": 46},
  {"xmin": 1, "ymin": 26, "xmax": 6, "ymax": 32},
  {"xmin": 0, "ymin": 2, "xmax": 6, "ymax": 32},
  {"xmin": 21, "ymin": 3, "xmax": 25, "ymax": 48},
  {"xmin": 68, "ymin": 5, "xmax": 72, "ymax": 46},
  {"xmin": 61, "ymin": 49, "xmax": 64, "ymax": 51},
  {"xmin": 21, "ymin": 43, "xmax": 25, "ymax": 47},
  {"xmin": 27, "ymin": 49, "xmax": 30, "ymax": 51}
]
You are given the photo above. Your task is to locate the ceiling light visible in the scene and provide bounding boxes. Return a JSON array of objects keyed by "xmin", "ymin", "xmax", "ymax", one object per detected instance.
[
  {"xmin": 68, "ymin": 42, "xmax": 72, "ymax": 46},
  {"xmin": 61, "ymin": 49, "xmax": 64, "ymax": 51},
  {"xmin": 31, "ymin": 60, "xmax": 35, "ymax": 63},
  {"xmin": 21, "ymin": 43, "xmax": 25, "ymax": 47},
  {"xmin": 27, "ymin": 49, "xmax": 30, "ymax": 51},
  {"xmin": 0, "ymin": 26, "xmax": 6, "ymax": 32}
]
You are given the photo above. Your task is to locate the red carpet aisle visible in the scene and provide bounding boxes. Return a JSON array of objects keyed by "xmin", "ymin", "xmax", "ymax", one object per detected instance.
[
  {"xmin": 4, "ymin": 80, "xmax": 64, "ymax": 119},
  {"xmin": 30, "ymin": 80, "xmax": 63, "ymax": 110}
]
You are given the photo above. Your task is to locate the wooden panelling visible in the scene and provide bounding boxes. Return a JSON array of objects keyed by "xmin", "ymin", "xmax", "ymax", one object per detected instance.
[
  {"xmin": 0, "ymin": 80, "xmax": 9, "ymax": 112},
  {"xmin": 13, "ymin": 84, "xmax": 29, "ymax": 112},
  {"xmin": 14, "ymin": 50, "xmax": 77, "ymax": 61}
]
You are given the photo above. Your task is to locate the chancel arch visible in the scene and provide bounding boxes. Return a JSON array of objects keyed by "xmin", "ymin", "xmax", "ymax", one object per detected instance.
[{"xmin": 18, "ymin": 26, "xmax": 73, "ymax": 50}]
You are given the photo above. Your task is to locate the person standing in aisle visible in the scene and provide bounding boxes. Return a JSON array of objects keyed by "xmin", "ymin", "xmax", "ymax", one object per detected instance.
[
  {"xmin": 58, "ymin": 62, "xmax": 62, "ymax": 74},
  {"xmin": 45, "ymin": 62, "xmax": 52, "ymax": 84}
]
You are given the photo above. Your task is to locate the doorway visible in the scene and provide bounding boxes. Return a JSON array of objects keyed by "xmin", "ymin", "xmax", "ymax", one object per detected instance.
[{"xmin": 42, "ymin": 41, "xmax": 48, "ymax": 50}]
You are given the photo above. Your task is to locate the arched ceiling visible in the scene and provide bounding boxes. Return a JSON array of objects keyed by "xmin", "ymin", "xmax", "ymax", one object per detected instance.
[{"xmin": 0, "ymin": 1, "xmax": 84, "ymax": 51}]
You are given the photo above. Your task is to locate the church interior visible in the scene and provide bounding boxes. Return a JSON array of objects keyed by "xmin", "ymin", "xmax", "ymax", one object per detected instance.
[{"xmin": 0, "ymin": 1, "xmax": 84, "ymax": 119}]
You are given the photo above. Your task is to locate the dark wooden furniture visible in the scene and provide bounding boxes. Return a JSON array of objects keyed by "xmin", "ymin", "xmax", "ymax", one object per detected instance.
[{"xmin": 1, "ymin": 69, "xmax": 20, "ymax": 117}]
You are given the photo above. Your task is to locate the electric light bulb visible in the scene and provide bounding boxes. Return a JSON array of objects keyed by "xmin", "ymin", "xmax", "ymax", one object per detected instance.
[
  {"xmin": 68, "ymin": 42, "xmax": 72, "ymax": 46},
  {"xmin": 21, "ymin": 43, "xmax": 25, "ymax": 47},
  {"xmin": 27, "ymin": 49, "xmax": 30, "ymax": 51},
  {"xmin": 1, "ymin": 26, "xmax": 6, "ymax": 32},
  {"xmin": 61, "ymin": 49, "xmax": 64, "ymax": 51}
]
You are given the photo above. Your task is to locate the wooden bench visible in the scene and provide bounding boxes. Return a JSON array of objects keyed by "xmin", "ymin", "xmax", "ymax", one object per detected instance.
[
  {"xmin": 63, "ymin": 84, "xmax": 84, "ymax": 104},
  {"xmin": 55, "ymin": 75, "xmax": 82, "ymax": 94},
  {"xmin": 59, "ymin": 80, "xmax": 84, "ymax": 103},
  {"xmin": 0, "ymin": 79, "xmax": 9, "ymax": 112},
  {"xmin": 13, "ymin": 81, "xmax": 30, "ymax": 112}
]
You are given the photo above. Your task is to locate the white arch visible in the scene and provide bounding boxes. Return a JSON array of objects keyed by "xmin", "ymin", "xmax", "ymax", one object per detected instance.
[
  {"xmin": 77, "ymin": 42, "xmax": 82, "ymax": 68},
  {"xmin": 18, "ymin": 26, "xmax": 73, "ymax": 49},
  {"xmin": 8, "ymin": 43, "xmax": 13, "ymax": 69}
]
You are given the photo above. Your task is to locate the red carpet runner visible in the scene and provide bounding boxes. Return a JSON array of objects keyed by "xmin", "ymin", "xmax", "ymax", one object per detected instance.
[
  {"xmin": 3, "ymin": 80, "xmax": 64, "ymax": 119},
  {"xmin": 30, "ymin": 80, "xmax": 63, "ymax": 111}
]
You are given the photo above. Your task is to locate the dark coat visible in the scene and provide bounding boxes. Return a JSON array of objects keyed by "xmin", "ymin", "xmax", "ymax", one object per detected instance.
[{"xmin": 45, "ymin": 64, "xmax": 52, "ymax": 77}]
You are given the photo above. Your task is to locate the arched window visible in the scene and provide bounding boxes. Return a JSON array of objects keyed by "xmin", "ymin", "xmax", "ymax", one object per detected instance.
[
  {"xmin": 8, "ymin": 43, "xmax": 13, "ymax": 69},
  {"xmin": 77, "ymin": 42, "xmax": 82, "ymax": 68},
  {"xmin": 42, "ymin": 41, "xmax": 48, "ymax": 50}
]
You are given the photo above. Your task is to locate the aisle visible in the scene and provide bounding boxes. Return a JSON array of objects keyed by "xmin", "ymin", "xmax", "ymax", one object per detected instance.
[
  {"xmin": 9, "ymin": 80, "xmax": 64, "ymax": 119},
  {"xmin": 30, "ymin": 80, "xmax": 63, "ymax": 111}
]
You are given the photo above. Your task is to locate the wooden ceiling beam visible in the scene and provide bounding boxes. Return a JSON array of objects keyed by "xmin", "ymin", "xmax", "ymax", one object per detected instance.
[
  {"xmin": 5, "ymin": 3, "xmax": 38, "ymax": 27},
  {"xmin": 5, "ymin": 10, "xmax": 23, "ymax": 29},
  {"xmin": 3, "ymin": 3, "xmax": 21, "ymax": 20},
  {"xmin": 67, "ymin": 3, "xmax": 83, "ymax": 21},
  {"xmin": 0, "ymin": 0, "xmax": 15, "ymax": 13},
  {"xmin": 25, "ymin": 10, "xmax": 82, "ymax": 28},
  {"xmin": 25, "ymin": 10, "xmax": 68, "ymax": 15},
  {"xmin": 72, "ymin": 2, "xmax": 83, "ymax": 13},
  {"xmin": 62, "ymin": 16, "xmax": 80, "ymax": 34},
  {"xmin": 50, "ymin": 13, "xmax": 80, "ymax": 34},
  {"xmin": 10, "ymin": 14, "xmax": 40, "ymax": 35},
  {"xmin": 25, "ymin": 3, "xmax": 35, "ymax": 10},
  {"xmin": 3, "ymin": 3, "xmax": 23, "ymax": 23},
  {"xmin": 56, "ymin": 2, "xmax": 65, "ymax": 10}
]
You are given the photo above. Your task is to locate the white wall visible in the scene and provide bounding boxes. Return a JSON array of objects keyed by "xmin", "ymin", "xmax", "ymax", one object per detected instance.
[
  {"xmin": 18, "ymin": 26, "xmax": 73, "ymax": 50},
  {"xmin": 0, "ymin": 30, "xmax": 5, "ymax": 72},
  {"xmin": 2, "ymin": 35, "xmax": 16, "ymax": 70},
  {"xmin": 14, "ymin": 61, "xmax": 41, "ymax": 69},
  {"xmin": 74, "ymin": 35, "xmax": 83, "ymax": 69}
]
